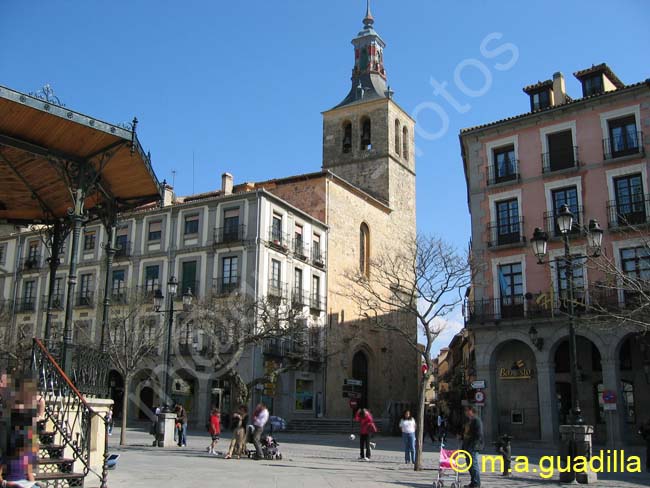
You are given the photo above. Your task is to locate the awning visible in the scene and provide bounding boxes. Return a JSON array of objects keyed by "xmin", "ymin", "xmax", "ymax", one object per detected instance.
[{"xmin": 0, "ymin": 85, "xmax": 162, "ymax": 224}]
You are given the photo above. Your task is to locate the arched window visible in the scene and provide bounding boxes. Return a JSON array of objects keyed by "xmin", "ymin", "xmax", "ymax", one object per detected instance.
[
  {"xmin": 394, "ymin": 119, "xmax": 401, "ymax": 155},
  {"xmin": 360, "ymin": 117, "xmax": 372, "ymax": 150},
  {"xmin": 342, "ymin": 122, "xmax": 352, "ymax": 154},
  {"xmin": 403, "ymin": 126, "xmax": 409, "ymax": 161},
  {"xmin": 360, "ymin": 223, "xmax": 370, "ymax": 277}
]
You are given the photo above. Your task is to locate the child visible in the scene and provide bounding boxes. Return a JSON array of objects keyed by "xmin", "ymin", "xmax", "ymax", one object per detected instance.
[
  {"xmin": 495, "ymin": 434, "xmax": 512, "ymax": 476},
  {"xmin": 208, "ymin": 407, "xmax": 221, "ymax": 455}
]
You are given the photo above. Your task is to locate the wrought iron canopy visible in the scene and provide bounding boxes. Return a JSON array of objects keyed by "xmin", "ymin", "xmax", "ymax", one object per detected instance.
[{"xmin": 0, "ymin": 84, "xmax": 162, "ymax": 224}]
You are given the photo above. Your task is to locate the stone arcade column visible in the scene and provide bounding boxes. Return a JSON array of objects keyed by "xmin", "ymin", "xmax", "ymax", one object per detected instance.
[
  {"xmin": 600, "ymin": 358, "xmax": 624, "ymax": 448},
  {"xmin": 475, "ymin": 365, "xmax": 495, "ymax": 442},
  {"xmin": 536, "ymin": 361, "xmax": 556, "ymax": 444}
]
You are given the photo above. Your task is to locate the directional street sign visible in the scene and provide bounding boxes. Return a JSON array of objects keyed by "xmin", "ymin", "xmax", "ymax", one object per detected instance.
[
  {"xmin": 471, "ymin": 380, "xmax": 486, "ymax": 389},
  {"xmin": 344, "ymin": 378, "xmax": 363, "ymax": 386}
]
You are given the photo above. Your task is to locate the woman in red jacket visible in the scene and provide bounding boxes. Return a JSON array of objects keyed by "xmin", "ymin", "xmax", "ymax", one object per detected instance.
[
  {"xmin": 354, "ymin": 408, "xmax": 377, "ymax": 461},
  {"xmin": 207, "ymin": 408, "xmax": 221, "ymax": 455}
]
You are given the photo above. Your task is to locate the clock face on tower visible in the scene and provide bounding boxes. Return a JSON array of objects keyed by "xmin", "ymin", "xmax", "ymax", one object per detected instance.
[{"xmin": 359, "ymin": 48, "xmax": 369, "ymax": 71}]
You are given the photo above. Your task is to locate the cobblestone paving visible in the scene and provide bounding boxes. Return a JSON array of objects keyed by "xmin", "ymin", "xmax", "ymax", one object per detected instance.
[{"xmin": 103, "ymin": 427, "xmax": 650, "ymax": 488}]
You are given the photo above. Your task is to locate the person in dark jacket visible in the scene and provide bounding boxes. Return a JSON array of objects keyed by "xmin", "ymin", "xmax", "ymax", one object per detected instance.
[
  {"xmin": 494, "ymin": 434, "xmax": 512, "ymax": 476},
  {"xmin": 461, "ymin": 406, "xmax": 483, "ymax": 488},
  {"xmin": 639, "ymin": 419, "xmax": 650, "ymax": 473}
]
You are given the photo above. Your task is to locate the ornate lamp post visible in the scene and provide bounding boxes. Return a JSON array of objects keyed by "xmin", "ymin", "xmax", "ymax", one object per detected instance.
[
  {"xmin": 530, "ymin": 204, "xmax": 603, "ymax": 425},
  {"xmin": 153, "ymin": 277, "xmax": 193, "ymax": 411}
]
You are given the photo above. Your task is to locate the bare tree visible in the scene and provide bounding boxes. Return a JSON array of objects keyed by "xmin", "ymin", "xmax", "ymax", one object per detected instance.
[
  {"xmin": 186, "ymin": 291, "xmax": 314, "ymax": 406},
  {"xmin": 584, "ymin": 229, "xmax": 650, "ymax": 332},
  {"xmin": 346, "ymin": 235, "xmax": 471, "ymax": 471},
  {"xmin": 105, "ymin": 289, "xmax": 164, "ymax": 446}
]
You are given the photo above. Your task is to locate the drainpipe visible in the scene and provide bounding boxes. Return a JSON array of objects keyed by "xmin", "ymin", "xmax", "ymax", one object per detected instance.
[
  {"xmin": 250, "ymin": 191, "xmax": 262, "ymax": 415},
  {"xmin": 9, "ymin": 232, "xmax": 24, "ymax": 350}
]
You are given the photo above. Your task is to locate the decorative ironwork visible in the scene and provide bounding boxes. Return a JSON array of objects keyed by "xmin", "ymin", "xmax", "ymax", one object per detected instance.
[
  {"xmin": 29, "ymin": 84, "xmax": 65, "ymax": 107},
  {"xmin": 31, "ymin": 338, "xmax": 109, "ymax": 488}
]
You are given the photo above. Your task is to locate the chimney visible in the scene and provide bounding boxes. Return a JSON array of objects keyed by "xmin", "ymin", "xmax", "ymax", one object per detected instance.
[
  {"xmin": 162, "ymin": 183, "xmax": 175, "ymax": 207},
  {"xmin": 222, "ymin": 172, "xmax": 233, "ymax": 195},
  {"xmin": 552, "ymin": 72, "xmax": 566, "ymax": 106}
]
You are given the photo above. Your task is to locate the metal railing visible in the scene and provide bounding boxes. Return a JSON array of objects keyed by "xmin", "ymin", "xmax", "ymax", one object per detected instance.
[
  {"xmin": 293, "ymin": 238, "xmax": 309, "ymax": 260},
  {"xmin": 111, "ymin": 287, "xmax": 129, "ymax": 304},
  {"xmin": 214, "ymin": 224, "xmax": 246, "ymax": 245},
  {"xmin": 310, "ymin": 293, "xmax": 326, "ymax": 312},
  {"xmin": 603, "ymin": 131, "xmax": 644, "ymax": 160},
  {"xmin": 606, "ymin": 196, "xmax": 650, "ymax": 228},
  {"xmin": 543, "ymin": 206, "xmax": 584, "ymax": 237},
  {"xmin": 114, "ymin": 240, "xmax": 132, "ymax": 259},
  {"xmin": 311, "ymin": 247, "xmax": 326, "ymax": 267},
  {"xmin": 267, "ymin": 227, "xmax": 291, "ymax": 251},
  {"xmin": 179, "ymin": 280, "xmax": 200, "ymax": 298},
  {"xmin": 487, "ymin": 159, "xmax": 520, "ymax": 186},
  {"xmin": 21, "ymin": 254, "xmax": 41, "ymax": 272},
  {"xmin": 291, "ymin": 288, "xmax": 307, "ymax": 308},
  {"xmin": 542, "ymin": 146, "xmax": 579, "ymax": 173},
  {"xmin": 138, "ymin": 283, "xmax": 160, "ymax": 299},
  {"xmin": 42, "ymin": 293, "xmax": 64, "ymax": 311},
  {"xmin": 212, "ymin": 276, "xmax": 240, "ymax": 296},
  {"xmin": 268, "ymin": 280, "xmax": 288, "ymax": 299},
  {"xmin": 31, "ymin": 338, "xmax": 110, "ymax": 488},
  {"xmin": 16, "ymin": 297, "xmax": 36, "ymax": 313},
  {"xmin": 76, "ymin": 291, "xmax": 95, "ymax": 307},
  {"xmin": 487, "ymin": 218, "xmax": 526, "ymax": 248}
]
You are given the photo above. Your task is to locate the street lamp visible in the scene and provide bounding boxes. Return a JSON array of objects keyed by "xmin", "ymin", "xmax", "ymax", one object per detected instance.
[
  {"xmin": 530, "ymin": 204, "xmax": 603, "ymax": 425},
  {"xmin": 153, "ymin": 276, "xmax": 193, "ymax": 412}
]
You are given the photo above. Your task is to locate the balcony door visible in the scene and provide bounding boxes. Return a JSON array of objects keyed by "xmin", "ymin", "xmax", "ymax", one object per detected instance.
[
  {"xmin": 181, "ymin": 261, "xmax": 197, "ymax": 296},
  {"xmin": 551, "ymin": 186, "xmax": 579, "ymax": 235},
  {"xmin": 547, "ymin": 130, "xmax": 575, "ymax": 171},
  {"xmin": 494, "ymin": 145, "xmax": 516, "ymax": 183},
  {"xmin": 221, "ymin": 256, "xmax": 238, "ymax": 293},
  {"xmin": 496, "ymin": 199, "xmax": 520, "ymax": 245},
  {"xmin": 498, "ymin": 263, "xmax": 523, "ymax": 319},
  {"xmin": 608, "ymin": 115, "xmax": 639, "ymax": 157},
  {"xmin": 614, "ymin": 174, "xmax": 645, "ymax": 225}
]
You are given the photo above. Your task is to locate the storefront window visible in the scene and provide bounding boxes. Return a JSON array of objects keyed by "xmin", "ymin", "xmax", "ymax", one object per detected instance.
[{"xmin": 295, "ymin": 379, "xmax": 314, "ymax": 411}]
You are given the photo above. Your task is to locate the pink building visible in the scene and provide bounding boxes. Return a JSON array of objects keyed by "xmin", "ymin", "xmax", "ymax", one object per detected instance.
[{"xmin": 460, "ymin": 64, "xmax": 649, "ymax": 444}]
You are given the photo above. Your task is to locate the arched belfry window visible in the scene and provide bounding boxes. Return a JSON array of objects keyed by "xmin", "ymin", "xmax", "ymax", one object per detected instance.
[
  {"xmin": 360, "ymin": 223, "xmax": 370, "ymax": 277},
  {"xmin": 394, "ymin": 119, "xmax": 401, "ymax": 155},
  {"xmin": 403, "ymin": 126, "xmax": 409, "ymax": 161},
  {"xmin": 342, "ymin": 122, "xmax": 352, "ymax": 154},
  {"xmin": 360, "ymin": 117, "xmax": 372, "ymax": 151}
]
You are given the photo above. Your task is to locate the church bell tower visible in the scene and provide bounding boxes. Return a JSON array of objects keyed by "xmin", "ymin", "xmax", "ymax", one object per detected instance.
[{"xmin": 322, "ymin": 1, "xmax": 415, "ymax": 206}]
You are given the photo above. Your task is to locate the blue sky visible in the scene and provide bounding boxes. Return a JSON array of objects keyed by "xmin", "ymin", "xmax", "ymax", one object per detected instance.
[{"xmin": 2, "ymin": 0, "xmax": 649, "ymax": 353}]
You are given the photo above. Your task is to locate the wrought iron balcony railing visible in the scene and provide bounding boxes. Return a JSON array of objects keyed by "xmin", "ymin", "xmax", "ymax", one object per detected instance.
[
  {"xmin": 487, "ymin": 218, "xmax": 526, "ymax": 248},
  {"xmin": 138, "ymin": 283, "xmax": 160, "ymax": 299},
  {"xmin": 606, "ymin": 196, "xmax": 650, "ymax": 228},
  {"xmin": 114, "ymin": 240, "xmax": 132, "ymax": 259},
  {"xmin": 212, "ymin": 276, "xmax": 240, "ymax": 296},
  {"xmin": 310, "ymin": 293, "xmax": 326, "ymax": 312},
  {"xmin": 543, "ymin": 206, "xmax": 584, "ymax": 237},
  {"xmin": 111, "ymin": 287, "xmax": 129, "ymax": 304},
  {"xmin": 542, "ymin": 146, "xmax": 579, "ymax": 173},
  {"xmin": 214, "ymin": 224, "xmax": 246, "ymax": 246},
  {"xmin": 267, "ymin": 227, "xmax": 291, "ymax": 252},
  {"xmin": 16, "ymin": 297, "xmax": 36, "ymax": 313},
  {"xmin": 21, "ymin": 254, "xmax": 41, "ymax": 272},
  {"xmin": 291, "ymin": 289, "xmax": 307, "ymax": 308},
  {"xmin": 487, "ymin": 159, "xmax": 520, "ymax": 186},
  {"xmin": 42, "ymin": 293, "xmax": 64, "ymax": 310},
  {"xmin": 267, "ymin": 280, "xmax": 288, "ymax": 299},
  {"xmin": 311, "ymin": 247, "xmax": 326, "ymax": 267},
  {"xmin": 76, "ymin": 291, "xmax": 94, "ymax": 307},
  {"xmin": 293, "ymin": 238, "xmax": 309, "ymax": 260},
  {"xmin": 603, "ymin": 131, "xmax": 644, "ymax": 160},
  {"xmin": 179, "ymin": 280, "xmax": 200, "ymax": 298}
]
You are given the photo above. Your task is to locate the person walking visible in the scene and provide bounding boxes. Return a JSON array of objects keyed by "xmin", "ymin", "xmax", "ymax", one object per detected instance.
[
  {"xmin": 638, "ymin": 419, "xmax": 650, "ymax": 472},
  {"xmin": 251, "ymin": 403, "xmax": 269, "ymax": 460},
  {"xmin": 438, "ymin": 414, "xmax": 447, "ymax": 443},
  {"xmin": 207, "ymin": 407, "xmax": 221, "ymax": 455},
  {"xmin": 175, "ymin": 404, "xmax": 188, "ymax": 447},
  {"xmin": 399, "ymin": 410, "xmax": 417, "ymax": 465},
  {"xmin": 106, "ymin": 406, "xmax": 114, "ymax": 436},
  {"xmin": 461, "ymin": 406, "xmax": 483, "ymax": 488},
  {"xmin": 225, "ymin": 405, "xmax": 248, "ymax": 459},
  {"xmin": 354, "ymin": 408, "xmax": 378, "ymax": 461}
]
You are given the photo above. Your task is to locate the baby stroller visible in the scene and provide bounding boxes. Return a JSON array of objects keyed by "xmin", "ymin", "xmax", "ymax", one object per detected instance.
[
  {"xmin": 245, "ymin": 426, "xmax": 283, "ymax": 460},
  {"xmin": 434, "ymin": 443, "xmax": 461, "ymax": 488}
]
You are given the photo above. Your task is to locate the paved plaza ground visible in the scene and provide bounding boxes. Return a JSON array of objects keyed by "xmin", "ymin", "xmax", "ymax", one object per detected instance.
[{"xmin": 104, "ymin": 426, "xmax": 650, "ymax": 488}]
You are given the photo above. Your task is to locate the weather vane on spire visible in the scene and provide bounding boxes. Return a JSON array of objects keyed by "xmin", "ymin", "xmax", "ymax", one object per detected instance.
[{"xmin": 363, "ymin": 0, "xmax": 374, "ymax": 27}]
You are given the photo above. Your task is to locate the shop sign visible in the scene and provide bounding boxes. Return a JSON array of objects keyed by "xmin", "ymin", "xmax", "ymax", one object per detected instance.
[{"xmin": 499, "ymin": 360, "xmax": 534, "ymax": 380}]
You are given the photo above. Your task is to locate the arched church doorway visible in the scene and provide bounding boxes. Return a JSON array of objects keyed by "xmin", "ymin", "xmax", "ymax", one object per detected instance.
[{"xmin": 352, "ymin": 350, "xmax": 369, "ymax": 409}]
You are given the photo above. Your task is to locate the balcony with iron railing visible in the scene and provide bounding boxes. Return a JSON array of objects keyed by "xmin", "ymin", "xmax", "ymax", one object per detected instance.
[
  {"xmin": 214, "ymin": 224, "xmax": 246, "ymax": 246},
  {"xmin": 543, "ymin": 206, "xmax": 584, "ymax": 238},
  {"xmin": 293, "ymin": 238, "xmax": 309, "ymax": 261},
  {"xmin": 179, "ymin": 280, "xmax": 200, "ymax": 298},
  {"xmin": 212, "ymin": 276, "xmax": 240, "ymax": 296},
  {"xmin": 606, "ymin": 196, "xmax": 650, "ymax": 229},
  {"xmin": 21, "ymin": 254, "xmax": 41, "ymax": 273},
  {"xmin": 603, "ymin": 131, "xmax": 644, "ymax": 160},
  {"xmin": 542, "ymin": 146, "xmax": 579, "ymax": 174},
  {"xmin": 138, "ymin": 283, "xmax": 160, "ymax": 299},
  {"xmin": 291, "ymin": 288, "xmax": 308, "ymax": 309},
  {"xmin": 267, "ymin": 227, "xmax": 291, "ymax": 252},
  {"xmin": 310, "ymin": 293, "xmax": 326, "ymax": 312},
  {"xmin": 76, "ymin": 291, "xmax": 95, "ymax": 308},
  {"xmin": 114, "ymin": 240, "xmax": 132, "ymax": 259},
  {"xmin": 487, "ymin": 160, "xmax": 520, "ymax": 186},
  {"xmin": 111, "ymin": 287, "xmax": 129, "ymax": 305},
  {"xmin": 267, "ymin": 279, "xmax": 288, "ymax": 300},
  {"xmin": 487, "ymin": 218, "xmax": 526, "ymax": 248},
  {"xmin": 16, "ymin": 297, "xmax": 36, "ymax": 313},
  {"xmin": 311, "ymin": 246, "xmax": 326, "ymax": 268},
  {"xmin": 42, "ymin": 293, "xmax": 64, "ymax": 311}
]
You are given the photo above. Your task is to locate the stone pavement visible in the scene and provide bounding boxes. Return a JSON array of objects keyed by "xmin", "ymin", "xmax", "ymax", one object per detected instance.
[{"xmin": 102, "ymin": 426, "xmax": 650, "ymax": 488}]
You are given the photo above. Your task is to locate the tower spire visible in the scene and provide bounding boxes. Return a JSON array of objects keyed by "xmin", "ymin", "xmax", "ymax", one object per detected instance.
[{"xmin": 363, "ymin": 0, "xmax": 374, "ymax": 27}]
